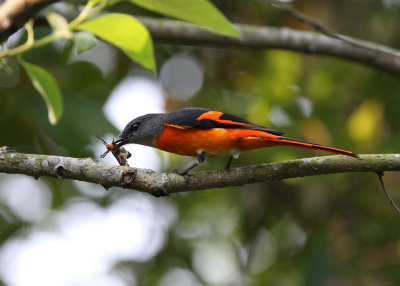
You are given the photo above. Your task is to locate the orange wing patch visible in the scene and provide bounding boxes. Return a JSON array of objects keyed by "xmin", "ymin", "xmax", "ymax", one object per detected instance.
[
  {"xmin": 196, "ymin": 111, "xmax": 224, "ymax": 121},
  {"xmin": 164, "ymin": 122, "xmax": 193, "ymax": 129},
  {"xmin": 197, "ymin": 111, "xmax": 253, "ymax": 127}
]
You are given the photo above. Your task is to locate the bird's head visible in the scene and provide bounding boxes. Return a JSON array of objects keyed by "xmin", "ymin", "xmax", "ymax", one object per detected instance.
[{"xmin": 115, "ymin": 113, "xmax": 166, "ymax": 147}]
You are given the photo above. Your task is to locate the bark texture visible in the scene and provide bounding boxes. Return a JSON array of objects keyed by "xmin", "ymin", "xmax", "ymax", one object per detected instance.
[{"xmin": 1, "ymin": 148, "xmax": 399, "ymax": 196}]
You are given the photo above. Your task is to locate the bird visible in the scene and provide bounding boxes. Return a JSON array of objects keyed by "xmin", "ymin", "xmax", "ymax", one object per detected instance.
[{"xmin": 114, "ymin": 107, "xmax": 358, "ymax": 176}]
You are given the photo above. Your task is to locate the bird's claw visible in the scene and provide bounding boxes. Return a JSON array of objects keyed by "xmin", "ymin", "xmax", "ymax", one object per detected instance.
[{"xmin": 173, "ymin": 169, "xmax": 190, "ymax": 184}]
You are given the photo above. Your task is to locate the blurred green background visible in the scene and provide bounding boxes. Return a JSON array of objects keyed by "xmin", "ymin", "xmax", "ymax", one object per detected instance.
[{"xmin": 1, "ymin": 0, "xmax": 400, "ymax": 285}]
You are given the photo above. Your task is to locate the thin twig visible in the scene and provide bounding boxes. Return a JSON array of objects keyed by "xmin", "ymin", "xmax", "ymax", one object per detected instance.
[
  {"xmin": 263, "ymin": 0, "xmax": 396, "ymax": 61},
  {"xmin": 376, "ymin": 172, "xmax": 400, "ymax": 214}
]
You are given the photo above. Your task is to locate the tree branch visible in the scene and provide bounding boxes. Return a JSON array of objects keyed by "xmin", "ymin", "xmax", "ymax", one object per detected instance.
[
  {"xmin": 139, "ymin": 17, "xmax": 400, "ymax": 76},
  {"xmin": 0, "ymin": 0, "xmax": 59, "ymax": 43},
  {"xmin": 2, "ymin": 0, "xmax": 400, "ymax": 76},
  {"xmin": 0, "ymin": 147, "xmax": 399, "ymax": 197}
]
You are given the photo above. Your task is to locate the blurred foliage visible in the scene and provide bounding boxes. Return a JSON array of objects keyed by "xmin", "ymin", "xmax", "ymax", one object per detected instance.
[
  {"xmin": 0, "ymin": 0, "xmax": 238, "ymax": 125},
  {"xmin": 1, "ymin": 0, "xmax": 400, "ymax": 285}
]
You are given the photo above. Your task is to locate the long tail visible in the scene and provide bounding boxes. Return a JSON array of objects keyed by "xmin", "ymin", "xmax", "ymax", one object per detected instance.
[{"xmin": 275, "ymin": 136, "xmax": 359, "ymax": 158}]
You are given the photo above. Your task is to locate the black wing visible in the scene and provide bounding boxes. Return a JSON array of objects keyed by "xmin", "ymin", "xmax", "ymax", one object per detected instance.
[{"xmin": 164, "ymin": 108, "xmax": 284, "ymax": 136}]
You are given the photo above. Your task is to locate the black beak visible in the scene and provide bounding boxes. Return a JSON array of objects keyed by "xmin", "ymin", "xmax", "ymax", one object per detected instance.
[{"xmin": 114, "ymin": 137, "xmax": 130, "ymax": 147}]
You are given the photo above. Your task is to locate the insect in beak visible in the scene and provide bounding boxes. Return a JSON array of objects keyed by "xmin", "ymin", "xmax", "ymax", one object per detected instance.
[{"xmin": 96, "ymin": 136, "xmax": 132, "ymax": 166}]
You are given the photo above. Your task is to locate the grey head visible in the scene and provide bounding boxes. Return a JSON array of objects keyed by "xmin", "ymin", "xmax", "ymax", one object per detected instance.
[{"xmin": 115, "ymin": 113, "xmax": 167, "ymax": 147}]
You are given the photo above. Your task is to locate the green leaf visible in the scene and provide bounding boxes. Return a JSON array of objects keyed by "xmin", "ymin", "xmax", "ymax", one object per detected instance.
[
  {"xmin": 129, "ymin": 0, "xmax": 240, "ymax": 38},
  {"xmin": 46, "ymin": 12, "xmax": 69, "ymax": 32},
  {"xmin": 0, "ymin": 59, "xmax": 20, "ymax": 88},
  {"xmin": 107, "ymin": 0, "xmax": 122, "ymax": 5},
  {"xmin": 75, "ymin": 14, "xmax": 155, "ymax": 71},
  {"xmin": 88, "ymin": 0, "xmax": 103, "ymax": 5},
  {"xmin": 73, "ymin": 31, "xmax": 97, "ymax": 54},
  {"xmin": 20, "ymin": 61, "xmax": 63, "ymax": 125},
  {"xmin": 0, "ymin": 59, "xmax": 13, "ymax": 75}
]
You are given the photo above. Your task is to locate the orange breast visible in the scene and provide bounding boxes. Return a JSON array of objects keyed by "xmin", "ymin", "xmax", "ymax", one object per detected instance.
[{"xmin": 154, "ymin": 126, "xmax": 279, "ymax": 157}]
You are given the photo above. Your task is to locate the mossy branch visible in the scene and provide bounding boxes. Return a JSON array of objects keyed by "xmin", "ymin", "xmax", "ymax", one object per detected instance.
[{"xmin": 0, "ymin": 148, "xmax": 399, "ymax": 197}]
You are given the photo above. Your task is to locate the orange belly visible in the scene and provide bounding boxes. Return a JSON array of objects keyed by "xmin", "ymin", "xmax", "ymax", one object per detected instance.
[{"xmin": 154, "ymin": 126, "xmax": 279, "ymax": 157}]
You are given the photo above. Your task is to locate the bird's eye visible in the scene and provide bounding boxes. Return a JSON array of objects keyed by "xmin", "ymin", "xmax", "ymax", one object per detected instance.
[{"xmin": 130, "ymin": 123, "xmax": 139, "ymax": 132}]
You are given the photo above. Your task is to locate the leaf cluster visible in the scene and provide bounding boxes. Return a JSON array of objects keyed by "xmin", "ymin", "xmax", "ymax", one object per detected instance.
[{"xmin": 0, "ymin": 0, "xmax": 240, "ymax": 124}]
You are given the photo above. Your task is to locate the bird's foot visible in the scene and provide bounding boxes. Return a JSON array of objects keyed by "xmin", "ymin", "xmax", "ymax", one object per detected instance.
[{"xmin": 173, "ymin": 169, "xmax": 190, "ymax": 184}]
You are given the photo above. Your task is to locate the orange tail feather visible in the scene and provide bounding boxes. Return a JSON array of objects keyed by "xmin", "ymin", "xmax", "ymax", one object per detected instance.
[{"xmin": 275, "ymin": 137, "xmax": 359, "ymax": 158}]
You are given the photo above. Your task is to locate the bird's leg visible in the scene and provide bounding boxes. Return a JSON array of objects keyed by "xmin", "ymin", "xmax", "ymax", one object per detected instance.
[
  {"xmin": 225, "ymin": 155, "xmax": 233, "ymax": 170},
  {"xmin": 174, "ymin": 151, "xmax": 206, "ymax": 180}
]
